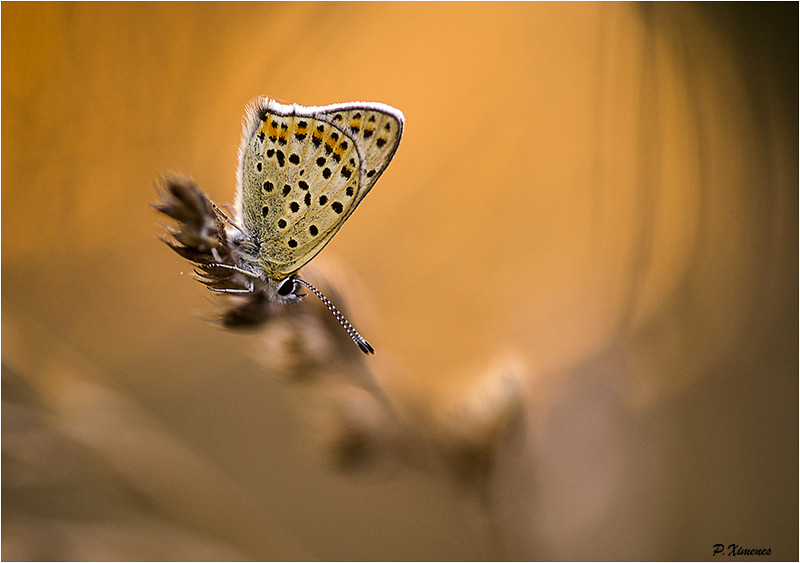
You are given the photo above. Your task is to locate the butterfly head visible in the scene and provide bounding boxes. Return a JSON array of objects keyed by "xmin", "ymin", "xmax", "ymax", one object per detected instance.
[
  {"xmin": 271, "ymin": 274, "xmax": 375, "ymax": 354},
  {"xmin": 272, "ymin": 276, "xmax": 306, "ymax": 304}
]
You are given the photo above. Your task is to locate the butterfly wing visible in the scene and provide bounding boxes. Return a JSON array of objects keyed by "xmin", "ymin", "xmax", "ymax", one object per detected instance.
[
  {"xmin": 235, "ymin": 98, "xmax": 403, "ymax": 280},
  {"xmin": 312, "ymin": 102, "xmax": 404, "ymax": 197}
]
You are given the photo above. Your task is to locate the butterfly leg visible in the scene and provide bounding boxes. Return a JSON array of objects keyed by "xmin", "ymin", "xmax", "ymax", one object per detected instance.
[
  {"xmin": 209, "ymin": 200, "xmax": 250, "ymax": 239},
  {"xmin": 207, "ymin": 284, "xmax": 254, "ymax": 295},
  {"xmin": 206, "ymin": 262, "xmax": 259, "ymax": 278},
  {"xmin": 204, "ymin": 262, "xmax": 259, "ymax": 294}
]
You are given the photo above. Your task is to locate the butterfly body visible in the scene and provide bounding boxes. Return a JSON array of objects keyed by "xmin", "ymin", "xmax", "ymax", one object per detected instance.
[
  {"xmin": 204, "ymin": 97, "xmax": 404, "ymax": 353},
  {"xmin": 231, "ymin": 98, "xmax": 404, "ymax": 288}
]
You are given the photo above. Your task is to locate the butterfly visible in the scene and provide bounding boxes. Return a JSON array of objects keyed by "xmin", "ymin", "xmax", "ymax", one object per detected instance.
[{"xmin": 208, "ymin": 97, "xmax": 404, "ymax": 354}]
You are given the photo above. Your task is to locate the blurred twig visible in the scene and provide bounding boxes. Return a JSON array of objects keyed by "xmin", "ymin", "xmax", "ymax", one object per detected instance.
[
  {"xmin": 2, "ymin": 307, "xmax": 313, "ymax": 561},
  {"xmin": 154, "ymin": 174, "xmax": 527, "ymax": 557}
]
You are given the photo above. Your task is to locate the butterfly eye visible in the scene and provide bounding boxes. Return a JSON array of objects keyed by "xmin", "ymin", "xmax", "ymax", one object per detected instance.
[{"xmin": 277, "ymin": 278, "xmax": 297, "ymax": 297}]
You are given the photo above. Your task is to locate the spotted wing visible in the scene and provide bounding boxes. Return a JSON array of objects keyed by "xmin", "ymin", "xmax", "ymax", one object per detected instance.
[
  {"xmin": 235, "ymin": 98, "xmax": 403, "ymax": 280},
  {"xmin": 312, "ymin": 102, "xmax": 404, "ymax": 197}
]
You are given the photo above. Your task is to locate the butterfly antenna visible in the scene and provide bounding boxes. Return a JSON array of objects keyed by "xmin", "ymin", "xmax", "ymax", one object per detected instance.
[{"xmin": 294, "ymin": 278, "xmax": 375, "ymax": 355}]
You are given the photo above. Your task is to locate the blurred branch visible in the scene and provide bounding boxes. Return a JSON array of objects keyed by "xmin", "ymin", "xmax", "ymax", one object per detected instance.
[
  {"xmin": 2, "ymin": 307, "xmax": 312, "ymax": 561},
  {"xmin": 154, "ymin": 174, "xmax": 528, "ymax": 556}
]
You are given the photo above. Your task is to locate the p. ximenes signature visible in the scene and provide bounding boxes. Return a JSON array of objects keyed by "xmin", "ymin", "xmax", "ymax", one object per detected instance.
[{"xmin": 713, "ymin": 544, "xmax": 772, "ymax": 557}]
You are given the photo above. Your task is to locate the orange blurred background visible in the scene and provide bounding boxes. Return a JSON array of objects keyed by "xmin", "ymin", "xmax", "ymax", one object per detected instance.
[{"xmin": 3, "ymin": 2, "xmax": 797, "ymax": 560}]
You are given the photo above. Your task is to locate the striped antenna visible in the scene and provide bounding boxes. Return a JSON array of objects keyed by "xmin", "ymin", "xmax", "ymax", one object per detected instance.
[{"xmin": 294, "ymin": 278, "xmax": 374, "ymax": 355}]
